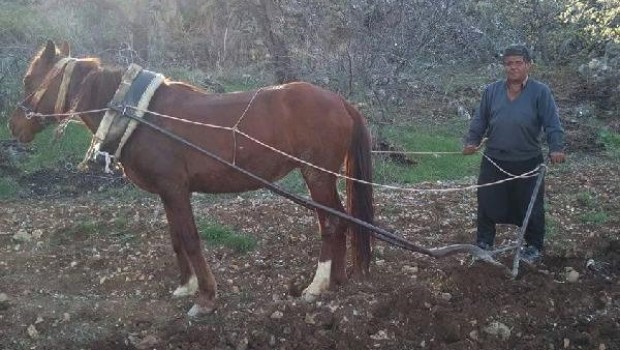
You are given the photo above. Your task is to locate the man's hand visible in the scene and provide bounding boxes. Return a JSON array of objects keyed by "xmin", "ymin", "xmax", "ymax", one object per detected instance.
[
  {"xmin": 462, "ymin": 144, "xmax": 479, "ymax": 155},
  {"xmin": 549, "ymin": 152, "xmax": 566, "ymax": 164}
]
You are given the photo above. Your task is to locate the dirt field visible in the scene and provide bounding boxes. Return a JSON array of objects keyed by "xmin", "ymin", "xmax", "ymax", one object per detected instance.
[{"xmin": 1, "ymin": 150, "xmax": 619, "ymax": 349}]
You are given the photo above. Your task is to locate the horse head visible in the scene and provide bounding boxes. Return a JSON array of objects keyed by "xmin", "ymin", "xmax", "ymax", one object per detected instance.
[{"xmin": 9, "ymin": 40, "xmax": 74, "ymax": 142}]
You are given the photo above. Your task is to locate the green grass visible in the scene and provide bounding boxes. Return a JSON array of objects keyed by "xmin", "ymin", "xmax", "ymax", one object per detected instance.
[
  {"xmin": 599, "ymin": 128, "xmax": 620, "ymax": 158},
  {"xmin": 54, "ymin": 217, "xmax": 135, "ymax": 244},
  {"xmin": 276, "ymin": 171, "xmax": 308, "ymax": 195},
  {"xmin": 0, "ymin": 177, "xmax": 20, "ymax": 199},
  {"xmin": 579, "ymin": 210, "xmax": 609, "ymax": 225},
  {"xmin": 545, "ymin": 213, "xmax": 559, "ymax": 239},
  {"xmin": 375, "ymin": 123, "xmax": 480, "ymax": 184},
  {"xmin": 197, "ymin": 219, "xmax": 257, "ymax": 253},
  {"xmin": 264, "ymin": 121, "xmax": 480, "ymax": 192},
  {"xmin": 574, "ymin": 190, "xmax": 608, "ymax": 225},
  {"xmin": 63, "ymin": 217, "xmax": 129, "ymax": 236},
  {"xmin": 575, "ymin": 191, "xmax": 597, "ymax": 208},
  {"xmin": 160, "ymin": 66, "xmax": 267, "ymax": 93},
  {"xmin": 0, "ymin": 115, "xmax": 10, "ymax": 139},
  {"xmin": 18, "ymin": 123, "xmax": 92, "ymax": 172}
]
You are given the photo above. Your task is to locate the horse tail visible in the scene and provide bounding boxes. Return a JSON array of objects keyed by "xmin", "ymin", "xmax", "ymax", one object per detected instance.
[{"xmin": 343, "ymin": 100, "xmax": 374, "ymax": 276}]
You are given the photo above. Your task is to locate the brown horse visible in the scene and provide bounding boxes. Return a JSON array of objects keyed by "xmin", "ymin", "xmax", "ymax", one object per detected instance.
[{"xmin": 9, "ymin": 40, "xmax": 374, "ymax": 316}]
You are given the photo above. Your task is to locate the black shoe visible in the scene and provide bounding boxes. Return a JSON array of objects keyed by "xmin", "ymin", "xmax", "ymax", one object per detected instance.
[{"xmin": 521, "ymin": 246, "xmax": 542, "ymax": 264}]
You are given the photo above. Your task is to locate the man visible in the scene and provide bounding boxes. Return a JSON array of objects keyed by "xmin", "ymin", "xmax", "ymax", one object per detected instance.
[{"xmin": 463, "ymin": 45, "xmax": 565, "ymax": 263}]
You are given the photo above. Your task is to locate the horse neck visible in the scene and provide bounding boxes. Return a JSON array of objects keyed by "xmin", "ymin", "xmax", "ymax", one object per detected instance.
[{"xmin": 73, "ymin": 66, "xmax": 123, "ymax": 135}]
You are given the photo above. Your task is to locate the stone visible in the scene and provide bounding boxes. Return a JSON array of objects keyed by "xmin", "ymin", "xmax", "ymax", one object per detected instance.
[
  {"xmin": 136, "ymin": 335, "xmax": 159, "ymax": 350},
  {"xmin": 440, "ymin": 292, "xmax": 452, "ymax": 302},
  {"xmin": 270, "ymin": 311, "xmax": 283, "ymax": 319},
  {"xmin": 31, "ymin": 229, "xmax": 43, "ymax": 239},
  {"xmin": 565, "ymin": 267, "xmax": 580, "ymax": 283},
  {"xmin": 370, "ymin": 329, "xmax": 390, "ymax": 340},
  {"xmin": 483, "ymin": 321, "xmax": 511, "ymax": 340},
  {"xmin": 12, "ymin": 229, "xmax": 31, "ymax": 242},
  {"xmin": 27, "ymin": 324, "xmax": 39, "ymax": 339},
  {"xmin": 401, "ymin": 265, "xmax": 419, "ymax": 274}
]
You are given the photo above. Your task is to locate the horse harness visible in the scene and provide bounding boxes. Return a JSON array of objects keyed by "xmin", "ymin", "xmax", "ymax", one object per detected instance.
[
  {"xmin": 19, "ymin": 57, "xmax": 77, "ymax": 124},
  {"xmin": 81, "ymin": 64, "xmax": 165, "ymax": 171}
]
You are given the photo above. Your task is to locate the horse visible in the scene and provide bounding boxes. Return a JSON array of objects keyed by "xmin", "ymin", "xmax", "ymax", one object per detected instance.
[{"xmin": 9, "ymin": 40, "xmax": 374, "ymax": 317}]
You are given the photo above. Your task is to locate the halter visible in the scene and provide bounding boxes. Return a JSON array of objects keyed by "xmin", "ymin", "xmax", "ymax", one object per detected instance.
[{"xmin": 18, "ymin": 57, "xmax": 77, "ymax": 122}]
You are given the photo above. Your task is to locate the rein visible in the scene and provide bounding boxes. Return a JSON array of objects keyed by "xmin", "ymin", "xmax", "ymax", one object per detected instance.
[{"xmin": 19, "ymin": 57, "xmax": 77, "ymax": 123}]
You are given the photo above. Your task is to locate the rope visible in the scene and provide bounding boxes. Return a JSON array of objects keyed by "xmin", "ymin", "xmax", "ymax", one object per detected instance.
[
  {"xmin": 231, "ymin": 88, "xmax": 264, "ymax": 164},
  {"xmin": 26, "ymin": 108, "xmax": 109, "ymax": 120},
  {"xmin": 23, "ymin": 107, "xmax": 544, "ymax": 194},
  {"xmin": 128, "ymin": 106, "xmax": 542, "ymax": 193},
  {"xmin": 372, "ymin": 150, "xmax": 462, "ymax": 155}
]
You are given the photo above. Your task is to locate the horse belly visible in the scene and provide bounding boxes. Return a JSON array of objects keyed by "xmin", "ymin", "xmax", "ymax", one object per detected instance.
[{"xmin": 187, "ymin": 156, "xmax": 298, "ymax": 194}]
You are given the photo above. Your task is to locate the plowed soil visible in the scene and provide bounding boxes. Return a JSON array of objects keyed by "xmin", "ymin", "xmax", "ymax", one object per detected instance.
[{"xmin": 1, "ymin": 153, "xmax": 619, "ymax": 350}]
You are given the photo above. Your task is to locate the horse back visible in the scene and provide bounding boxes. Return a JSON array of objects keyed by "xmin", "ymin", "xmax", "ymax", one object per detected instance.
[{"xmin": 120, "ymin": 82, "xmax": 355, "ymax": 194}]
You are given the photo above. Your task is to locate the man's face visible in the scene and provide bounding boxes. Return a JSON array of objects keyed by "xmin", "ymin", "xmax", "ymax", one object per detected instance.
[{"xmin": 503, "ymin": 55, "xmax": 531, "ymax": 83}]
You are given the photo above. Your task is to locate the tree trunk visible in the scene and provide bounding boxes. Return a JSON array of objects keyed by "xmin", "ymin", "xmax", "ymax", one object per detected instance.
[{"xmin": 252, "ymin": 0, "xmax": 297, "ymax": 83}]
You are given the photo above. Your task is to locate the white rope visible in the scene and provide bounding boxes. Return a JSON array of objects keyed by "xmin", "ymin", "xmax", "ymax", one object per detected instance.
[
  {"xmin": 26, "ymin": 107, "xmax": 544, "ymax": 194},
  {"xmin": 233, "ymin": 88, "xmax": 263, "ymax": 129},
  {"xmin": 27, "ymin": 108, "xmax": 109, "ymax": 120},
  {"xmin": 128, "ymin": 106, "xmax": 543, "ymax": 194},
  {"xmin": 372, "ymin": 150, "xmax": 462, "ymax": 155}
]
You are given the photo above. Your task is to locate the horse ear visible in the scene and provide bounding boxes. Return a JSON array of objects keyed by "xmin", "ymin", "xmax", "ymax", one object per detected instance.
[
  {"xmin": 42, "ymin": 40, "xmax": 57, "ymax": 62},
  {"xmin": 59, "ymin": 41, "xmax": 71, "ymax": 57}
]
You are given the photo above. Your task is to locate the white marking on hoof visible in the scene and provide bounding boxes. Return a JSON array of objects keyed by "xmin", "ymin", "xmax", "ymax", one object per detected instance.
[
  {"xmin": 302, "ymin": 260, "xmax": 331, "ymax": 302},
  {"xmin": 187, "ymin": 303, "xmax": 214, "ymax": 317},
  {"xmin": 172, "ymin": 275, "xmax": 198, "ymax": 297}
]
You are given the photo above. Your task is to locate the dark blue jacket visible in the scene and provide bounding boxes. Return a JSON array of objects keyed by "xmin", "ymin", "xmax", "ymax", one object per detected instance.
[{"xmin": 466, "ymin": 79, "xmax": 564, "ymax": 161}]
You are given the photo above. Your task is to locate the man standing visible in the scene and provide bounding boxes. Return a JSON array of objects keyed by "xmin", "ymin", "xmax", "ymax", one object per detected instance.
[{"xmin": 463, "ymin": 45, "xmax": 566, "ymax": 263}]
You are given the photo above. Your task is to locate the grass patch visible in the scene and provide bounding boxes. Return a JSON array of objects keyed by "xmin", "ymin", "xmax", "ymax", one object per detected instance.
[
  {"xmin": 599, "ymin": 128, "xmax": 620, "ymax": 158},
  {"xmin": 575, "ymin": 191, "xmax": 597, "ymax": 208},
  {"xmin": 0, "ymin": 177, "xmax": 21, "ymax": 200},
  {"xmin": 160, "ymin": 65, "xmax": 268, "ymax": 93},
  {"xmin": 579, "ymin": 210, "xmax": 608, "ymax": 225},
  {"xmin": 275, "ymin": 170, "xmax": 308, "ymax": 195},
  {"xmin": 573, "ymin": 190, "xmax": 608, "ymax": 225},
  {"xmin": 63, "ymin": 217, "xmax": 130, "ymax": 237},
  {"xmin": 375, "ymin": 123, "xmax": 479, "ymax": 184},
  {"xmin": 545, "ymin": 213, "xmax": 559, "ymax": 239},
  {"xmin": 18, "ymin": 124, "xmax": 92, "ymax": 172},
  {"xmin": 197, "ymin": 219, "xmax": 257, "ymax": 253},
  {"xmin": 240, "ymin": 121, "xmax": 481, "ymax": 192},
  {"xmin": 162, "ymin": 67, "xmax": 210, "ymax": 86},
  {"xmin": 0, "ymin": 115, "xmax": 11, "ymax": 139},
  {"xmin": 572, "ymin": 190, "xmax": 608, "ymax": 225},
  {"xmin": 54, "ymin": 217, "xmax": 135, "ymax": 245}
]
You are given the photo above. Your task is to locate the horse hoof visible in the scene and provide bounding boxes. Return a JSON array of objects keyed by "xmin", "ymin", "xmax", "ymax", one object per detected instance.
[
  {"xmin": 172, "ymin": 276, "xmax": 198, "ymax": 298},
  {"xmin": 301, "ymin": 290, "xmax": 319, "ymax": 303},
  {"xmin": 187, "ymin": 303, "xmax": 215, "ymax": 317}
]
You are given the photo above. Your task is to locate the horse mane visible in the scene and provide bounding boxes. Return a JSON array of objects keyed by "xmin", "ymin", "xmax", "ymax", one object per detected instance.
[
  {"xmin": 71, "ymin": 59, "xmax": 214, "ymax": 112},
  {"xmin": 71, "ymin": 65, "xmax": 122, "ymax": 112},
  {"xmin": 167, "ymin": 81, "xmax": 208, "ymax": 93}
]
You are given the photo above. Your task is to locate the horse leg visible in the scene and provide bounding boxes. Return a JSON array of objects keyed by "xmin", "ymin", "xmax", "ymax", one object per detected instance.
[
  {"xmin": 161, "ymin": 191, "xmax": 217, "ymax": 316},
  {"xmin": 300, "ymin": 171, "xmax": 348, "ymax": 302},
  {"xmin": 167, "ymin": 221, "xmax": 197, "ymax": 298}
]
